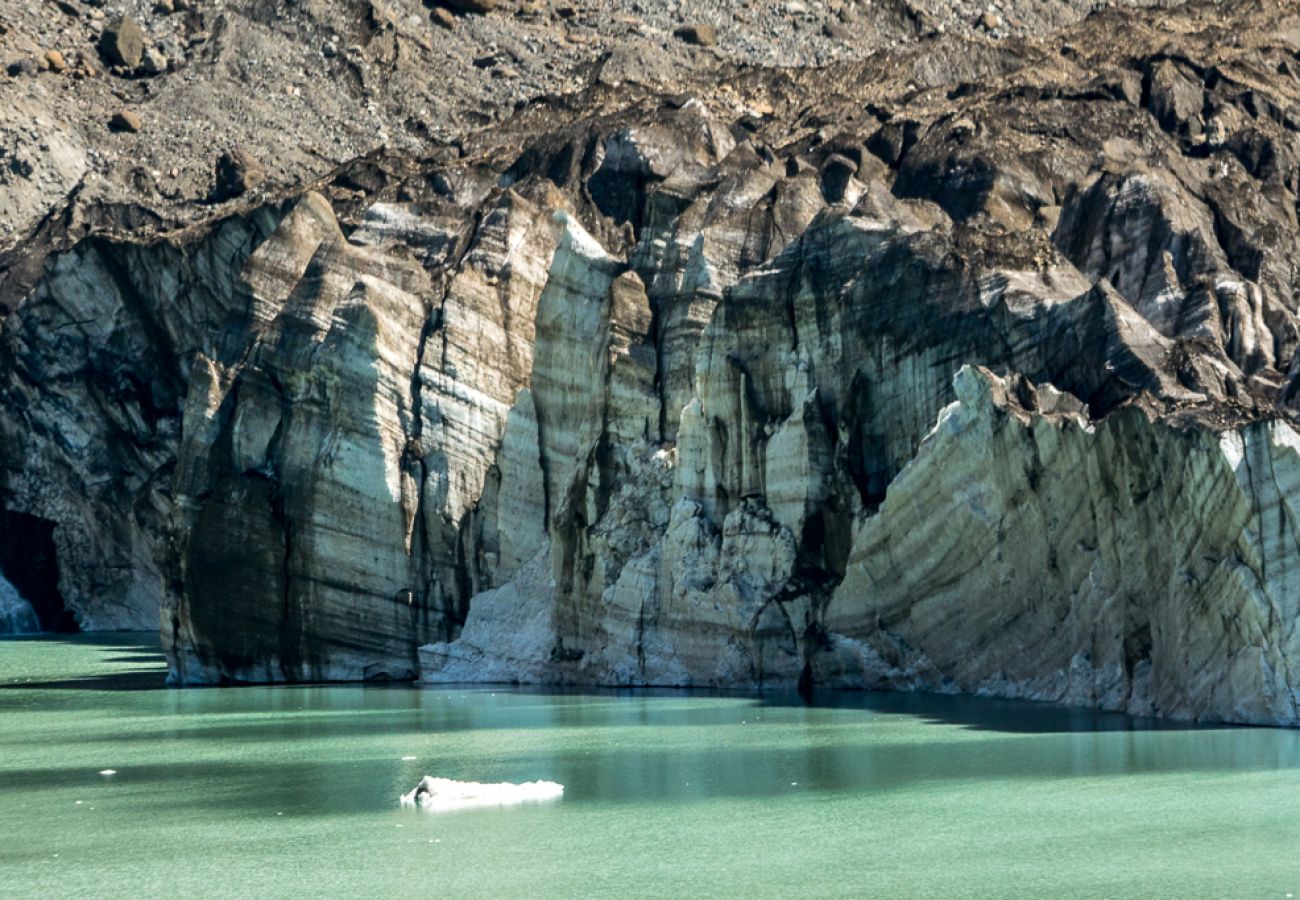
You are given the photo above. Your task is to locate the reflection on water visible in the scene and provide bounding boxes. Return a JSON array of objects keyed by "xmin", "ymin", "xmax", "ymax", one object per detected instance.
[{"xmin": 3, "ymin": 634, "xmax": 1300, "ymax": 898}]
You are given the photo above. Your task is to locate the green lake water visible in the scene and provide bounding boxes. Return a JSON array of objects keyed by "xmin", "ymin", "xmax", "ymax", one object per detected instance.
[{"xmin": 2, "ymin": 634, "xmax": 1300, "ymax": 898}]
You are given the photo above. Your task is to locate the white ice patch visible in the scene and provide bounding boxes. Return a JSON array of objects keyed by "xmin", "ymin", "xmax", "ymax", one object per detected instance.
[
  {"xmin": 1270, "ymin": 421, "xmax": 1300, "ymax": 459},
  {"xmin": 400, "ymin": 776, "xmax": 564, "ymax": 813},
  {"xmin": 551, "ymin": 211, "xmax": 615, "ymax": 265},
  {"xmin": 0, "ymin": 572, "xmax": 39, "ymax": 635},
  {"xmin": 1220, "ymin": 430, "xmax": 1246, "ymax": 472}
]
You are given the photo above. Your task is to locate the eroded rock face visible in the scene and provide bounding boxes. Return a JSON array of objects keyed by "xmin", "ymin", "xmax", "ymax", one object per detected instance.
[{"xmin": 3, "ymin": 1, "xmax": 1300, "ymax": 721}]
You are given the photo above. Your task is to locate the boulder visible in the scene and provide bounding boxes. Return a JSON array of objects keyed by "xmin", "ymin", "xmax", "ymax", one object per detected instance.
[
  {"xmin": 673, "ymin": 24, "xmax": 717, "ymax": 46},
  {"xmin": 437, "ymin": 0, "xmax": 497, "ymax": 14},
  {"xmin": 98, "ymin": 16, "xmax": 145, "ymax": 69},
  {"xmin": 211, "ymin": 149, "xmax": 265, "ymax": 201},
  {"xmin": 142, "ymin": 47, "xmax": 167, "ymax": 75},
  {"xmin": 109, "ymin": 109, "xmax": 143, "ymax": 132}
]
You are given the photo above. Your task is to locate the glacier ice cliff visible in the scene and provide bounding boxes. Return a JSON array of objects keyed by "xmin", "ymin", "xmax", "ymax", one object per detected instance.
[{"xmin": 3, "ymin": 1, "xmax": 1300, "ymax": 723}]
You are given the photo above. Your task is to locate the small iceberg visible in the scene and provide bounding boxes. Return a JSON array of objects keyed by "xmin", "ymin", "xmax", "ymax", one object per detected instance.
[
  {"xmin": 0, "ymin": 573, "xmax": 39, "ymax": 635},
  {"xmin": 400, "ymin": 776, "xmax": 564, "ymax": 813}
]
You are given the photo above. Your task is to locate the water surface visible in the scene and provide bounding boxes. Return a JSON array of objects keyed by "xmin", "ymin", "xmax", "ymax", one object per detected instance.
[{"xmin": 3, "ymin": 635, "xmax": 1300, "ymax": 898}]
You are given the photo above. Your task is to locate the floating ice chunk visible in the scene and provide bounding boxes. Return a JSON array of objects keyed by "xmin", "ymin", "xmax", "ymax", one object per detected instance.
[
  {"xmin": 400, "ymin": 777, "xmax": 564, "ymax": 813},
  {"xmin": 99, "ymin": 770, "xmax": 116, "ymax": 776},
  {"xmin": 401, "ymin": 756, "xmax": 417, "ymax": 761}
]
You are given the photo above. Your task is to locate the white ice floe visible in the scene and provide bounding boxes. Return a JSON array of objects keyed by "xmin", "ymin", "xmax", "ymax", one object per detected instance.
[{"xmin": 400, "ymin": 777, "xmax": 564, "ymax": 813}]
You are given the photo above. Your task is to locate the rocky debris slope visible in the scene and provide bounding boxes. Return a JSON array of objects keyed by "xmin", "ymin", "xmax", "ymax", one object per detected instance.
[
  {"xmin": 3, "ymin": 0, "xmax": 1300, "ymax": 722},
  {"xmin": 0, "ymin": 0, "xmax": 1220, "ymax": 267}
]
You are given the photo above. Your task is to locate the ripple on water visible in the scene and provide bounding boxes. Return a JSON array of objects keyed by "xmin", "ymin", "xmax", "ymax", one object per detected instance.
[{"xmin": 2, "ymin": 634, "xmax": 1300, "ymax": 898}]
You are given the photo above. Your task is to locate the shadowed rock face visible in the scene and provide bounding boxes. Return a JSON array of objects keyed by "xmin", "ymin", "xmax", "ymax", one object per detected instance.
[{"xmin": 4, "ymin": 1, "xmax": 1300, "ymax": 721}]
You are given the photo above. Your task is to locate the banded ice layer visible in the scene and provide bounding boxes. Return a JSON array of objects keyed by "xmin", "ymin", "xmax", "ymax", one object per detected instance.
[
  {"xmin": 399, "ymin": 777, "xmax": 565, "ymax": 813},
  {"xmin": 0, "ymin": 573, "xmax": 39, "ymax": 635}
]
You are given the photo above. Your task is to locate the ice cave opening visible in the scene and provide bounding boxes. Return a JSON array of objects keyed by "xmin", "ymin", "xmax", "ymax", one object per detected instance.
[{"xmin": 0, "ymin": 510, "xmax": 77, "ymax": 633}]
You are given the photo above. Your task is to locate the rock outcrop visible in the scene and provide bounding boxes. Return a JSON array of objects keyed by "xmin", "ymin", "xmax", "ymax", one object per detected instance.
[{"xmin": 3, "ymin": 0, "xmax": 1300, "ymax": 723}]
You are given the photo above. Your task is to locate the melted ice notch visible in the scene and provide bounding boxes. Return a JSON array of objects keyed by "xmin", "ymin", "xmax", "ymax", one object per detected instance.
[
  {"xmin": 0, "ymin": 573, "xmax": 39, "ymax": 635},
  {"xmin": 400, "ymin": 776, "xmax": 564, "ymax": 813}
]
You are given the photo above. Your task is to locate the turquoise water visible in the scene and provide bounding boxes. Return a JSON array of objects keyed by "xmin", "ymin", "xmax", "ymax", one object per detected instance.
[{"xmin": 2, "ymin": 635, "xmax": 1300, "ymax": 898}]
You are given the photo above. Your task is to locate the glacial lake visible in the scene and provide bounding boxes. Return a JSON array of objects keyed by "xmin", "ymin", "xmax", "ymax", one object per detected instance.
[{"xmin": 2, "ymin": 636, "xmax": 1300, "ymax": 898}]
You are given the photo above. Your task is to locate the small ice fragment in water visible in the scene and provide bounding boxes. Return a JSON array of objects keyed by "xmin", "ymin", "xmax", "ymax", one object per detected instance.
[
  {"xmin": 400, "ymin": 777, "xmax": 564, "ymax": 813},
  {"xmin": 401, "ymin": 756, "xmax": 417, "ymax": 761},
  {"xmin": 75, "ymin": 801, "xmax": 82, "ymax": 805},
  {"xmin": 98, "ymin": 770, "xmax": 116, "ymax": 776}
]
